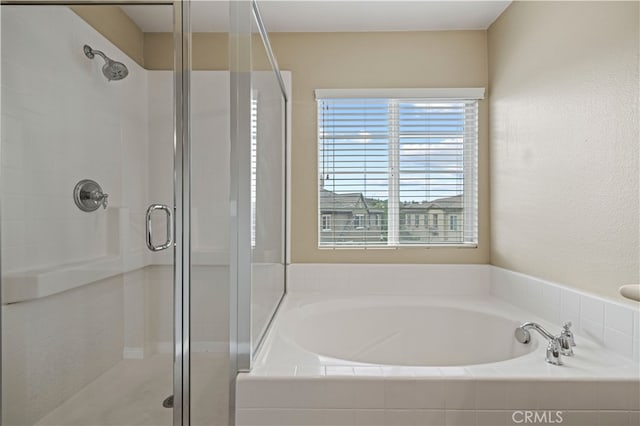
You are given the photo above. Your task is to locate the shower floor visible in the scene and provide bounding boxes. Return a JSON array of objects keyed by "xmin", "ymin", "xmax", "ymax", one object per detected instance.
[{"xmin": 35, "ymin": 353, "xmax": 229, "ymax": 426}]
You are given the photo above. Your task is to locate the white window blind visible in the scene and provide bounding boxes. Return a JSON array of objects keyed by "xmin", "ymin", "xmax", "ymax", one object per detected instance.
[
  {"xmin": 317, "ymin": 91, "xmax": 479, "ymax": 247},
  {"xmin": 251, "ymin": 95, "xmax": 258, "ymax": 248}
]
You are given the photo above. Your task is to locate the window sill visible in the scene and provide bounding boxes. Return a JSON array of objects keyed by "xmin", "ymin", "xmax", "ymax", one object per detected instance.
[{"xmin": 317, "ymin": 243, "xmax": 478, "ymax": 250}]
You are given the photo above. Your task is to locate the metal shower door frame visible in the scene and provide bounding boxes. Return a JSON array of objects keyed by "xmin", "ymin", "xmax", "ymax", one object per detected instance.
[{"xmin": 173, "ymin": 0, "xmax": 191, "ymax": 424}]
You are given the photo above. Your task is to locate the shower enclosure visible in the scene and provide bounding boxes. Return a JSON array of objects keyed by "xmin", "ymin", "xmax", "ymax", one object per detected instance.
[{"xmin": 0, "ymin": 1, "xmax": 287, "ymax": 425}]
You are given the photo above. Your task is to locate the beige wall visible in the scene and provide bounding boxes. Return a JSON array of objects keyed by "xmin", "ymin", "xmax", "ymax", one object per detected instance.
[
  {"xmin": 71, "ymin": 6, "xmax": 230, "ymax": 70},
  {"xmin": 270, "ymin": 32, "xmax": 490, "ymax": 263},
  {"xmin": 70, "ymin": 6, "xmax": 145, "ymax": 67},
  {"xmin": 68, "ymin": 13, "xmax": 490, "ymax": 264},
  {"xmin": 488, "ymin": 1, "xmax": 639, "ymax": 298},
  {"xmin": 62, "ymin": 5, "xmax": 640, "ymax": 290},
  {"xmin": 145, "ymin": 33, "xmax": 229, "ymax": 70}
]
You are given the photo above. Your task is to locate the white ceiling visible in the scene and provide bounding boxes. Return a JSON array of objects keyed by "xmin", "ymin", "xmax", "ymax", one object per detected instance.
[{"xmin": 121, "ymin": 1, "xmax": 511, "ymax": 33}]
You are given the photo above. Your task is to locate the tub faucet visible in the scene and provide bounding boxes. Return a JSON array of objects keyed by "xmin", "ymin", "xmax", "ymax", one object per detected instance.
[{"xmin": 514, "ymin": 322, "xmax": 575, "ymax": 366}]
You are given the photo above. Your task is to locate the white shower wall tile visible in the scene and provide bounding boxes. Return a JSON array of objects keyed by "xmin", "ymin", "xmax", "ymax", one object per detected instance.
[
  {"xmin": 324, "ymin": 380, "xmax": 358, "ymax": 409},
  {"xmin": 605, "ymin": 300, "xmax": 635, "ymax": 335},
  {"xmin": 324, "ymin": 409, "xmax": 356, "ymax": 426},
  {"xmin": 383, "ymin": 379, "xmax": 420, "ymax": 409},
  {"xmin": 384, "ymin": 409, "xmax": 426, "ymax": 426},
  {"xmin": 352, "ymin": 380, "xmax": 386, "ymax": 408},
  {"xmin": 581, "ymin": 296, "xmax": 605, "ymax": 324},
  {"xmin": 560, "ymin": 288, "xmax": 582, "ymax": 330},
  {"xmin": 287, "ymin": 264, "xmax": 490, "ymax": 295},
  {"xmin": 239, "ymin": 408, "xmax": 640, "ymax": 426},
  {"xmin": 564, "ymin": 381, "xmax": 598, "ymax": 410},
  {"xmin": 490, "ymin": 266, "xmax": 639, "ymax": 358},
  {"xmin": 354, "ymin": 409, "xmax": 386, "ymax": 426},
  {"xmin": 415, "ymin": 379, "xmax": 445, "ymax": 409},
  {"xmin": 474, "ymin": 381, "xmax": 507, "ymax": 410},
  {"xmin": 444, "ymin": 380, "xmax": 476, "ymax": 410},
  {"xmin": 539, "ymin": 284, "xmax": 561, "ymax": 325},
  {"xmin": 603, "ymin": 327, "xmax": 634, "ymax": 359},
  {"xmin": 597, "ymin": 410, "xmax": 630, "ymax": 426},
  {"xmin": 581, "ymin": 318, "xmax": 605, "ymax": 344},
  {"xmin": 1, "ymin": 275, "xmax": 124, "ymax": 425},
  {"xmin": 476, "ymin": 410, "xmax": 509, "ymax": 426},
  {"xmin": 237, "ymin": 376, "xmax": 640, "ymax": 425},
  {"xmin": 444, "ymin": 410, "xmax": 476, "ymax": 426},
  {"xmin": 1, "ymin": 6, "xmax": 149, "ymax": 274}
]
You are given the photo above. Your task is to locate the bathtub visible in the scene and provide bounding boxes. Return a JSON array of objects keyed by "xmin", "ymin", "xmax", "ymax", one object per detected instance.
[
  {"xmin": 237, "ymin": 265, "xmax": 640, "ymax": 426},
  {"xmin": 279, "ymin": 298, "xmax": 536, "ymax": 367}
]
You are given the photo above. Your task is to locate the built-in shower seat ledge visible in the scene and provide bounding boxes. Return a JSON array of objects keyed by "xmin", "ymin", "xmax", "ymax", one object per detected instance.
[
  {"xmin": 1, "ymin": 249, "xmax": 230, "ymax": 305},
  {"xmin": 1, "ymin": 253, "xmax": 146, "ymax": 305}
]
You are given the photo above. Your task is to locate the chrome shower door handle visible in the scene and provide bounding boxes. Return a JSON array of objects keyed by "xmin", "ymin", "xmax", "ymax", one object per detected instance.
[{"xmin": 146, "ymin": 204, "xmax": 174, "ymax": 252}]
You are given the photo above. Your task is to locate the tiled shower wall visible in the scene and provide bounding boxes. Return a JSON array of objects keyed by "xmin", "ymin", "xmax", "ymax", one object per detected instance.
[
  {"xmin": 1, "ymin": 6, "xmax": 149, "ymax": 273},
  {"xmin": 1, "ymin": 7, "xmax": 232, "ymax": 425},
  {"xmin": 1, "ymin": 7, "xmax": 148, "ymax": 425}
]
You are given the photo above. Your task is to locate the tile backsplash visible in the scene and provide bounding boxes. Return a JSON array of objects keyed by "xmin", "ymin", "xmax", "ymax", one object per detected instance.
[
  {"xmin": 288, "ymin": 264, "xmax": 639, "ymax": 361},
  {"xmin": 490, "ymin": 267, "xmax": 639, "ymax": 361}
]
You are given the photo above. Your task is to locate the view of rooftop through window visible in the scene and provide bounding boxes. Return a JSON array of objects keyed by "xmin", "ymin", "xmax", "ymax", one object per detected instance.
[{"xmin": 318, "ymin": 97, "xmax": 478, "ymax": 246}]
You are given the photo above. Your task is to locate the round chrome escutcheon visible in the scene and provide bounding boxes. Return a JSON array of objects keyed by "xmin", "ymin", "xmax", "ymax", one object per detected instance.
[{"xmin": 73, "ymin": 179, "xmax": 108, "ymax": 212}]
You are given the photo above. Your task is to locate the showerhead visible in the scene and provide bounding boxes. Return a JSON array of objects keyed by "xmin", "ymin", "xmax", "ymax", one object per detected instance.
[{"xmin": 83, "ymin": 45, "xmax": 129, "ymax": 81}]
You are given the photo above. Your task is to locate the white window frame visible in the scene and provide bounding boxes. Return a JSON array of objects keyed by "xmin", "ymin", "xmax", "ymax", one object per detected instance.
[{"xmin": 316, "ymin": 88, "xmax": 483, "ymax": 248}]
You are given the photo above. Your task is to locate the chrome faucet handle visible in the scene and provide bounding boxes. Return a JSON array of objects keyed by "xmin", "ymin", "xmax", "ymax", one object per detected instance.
[
  {"xmin": 101, "ymin": 193, "xmax": 109, "ymax": 209},
  {"xmin": 558, "ymin": 334, "xmax": 574, "ymax": 356},
  {"xmin": 546, "ymin": 338, "xmax": 563, "ymax": 365},
  {"xmin": 558, "ymin": 322, "xmax": 575, "ymax": 356},
  {"xmin": 89, "ymin": 190, "xmax": 109, "ymax": 209},
  {"xmin": 561, "ymin": 322, "xmax": 576, "ymax": 347}
]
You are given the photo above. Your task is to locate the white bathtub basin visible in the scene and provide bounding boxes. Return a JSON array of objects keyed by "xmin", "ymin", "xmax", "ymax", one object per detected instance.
[{"xmin": 280, "ymin": 299, "xmax": 535, "ymax": 366}]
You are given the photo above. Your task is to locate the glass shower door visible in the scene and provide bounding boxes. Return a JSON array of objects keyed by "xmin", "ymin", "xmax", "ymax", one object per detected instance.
[{"xmin": 0, "ymin": 2, "xmax": 205, "ymax": 425}]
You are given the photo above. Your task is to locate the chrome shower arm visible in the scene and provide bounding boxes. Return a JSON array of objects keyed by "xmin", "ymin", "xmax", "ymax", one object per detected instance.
[{"xmin": 84, "ymin": 45, "xmax": 106, "ymax": 61}]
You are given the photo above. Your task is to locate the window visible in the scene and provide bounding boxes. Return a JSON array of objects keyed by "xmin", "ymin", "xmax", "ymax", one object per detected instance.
[
  {"xmin": 317, "ymin": 88, "xmax": 481, "ymax": 247},
  {"xmin": 449, "ymin": 215, "xmax": 458, "ymax": 231},
  {"xmin": 322, "ymin": 214, "xmax": 332, "ymax": 231},
  {"xmin": 354, "ymin": 214, "xmax": 365, "ymax": 229}
]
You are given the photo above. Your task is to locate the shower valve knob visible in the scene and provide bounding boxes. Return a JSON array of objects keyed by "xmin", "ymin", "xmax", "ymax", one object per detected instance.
[
  {"xmin": 73, "ymin": 179, "xmax": 108, "ymax": 212},
  {"xmin": 89, "ymin": 190, "xmax": 109, "ymax": 209}
]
